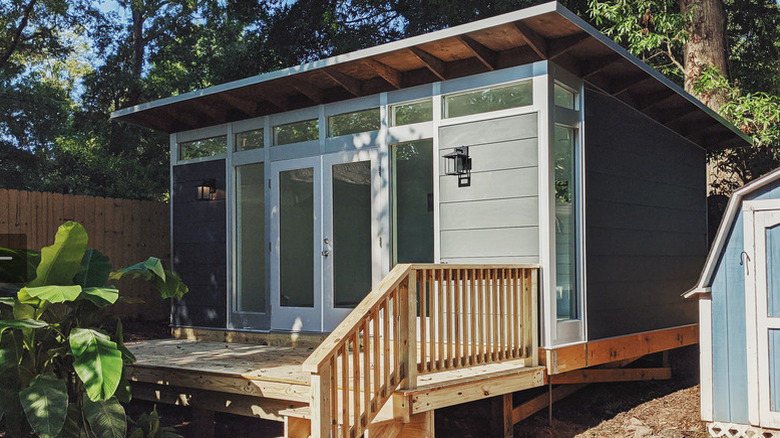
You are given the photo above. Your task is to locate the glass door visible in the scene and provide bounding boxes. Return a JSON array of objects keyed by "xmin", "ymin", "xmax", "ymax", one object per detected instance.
[
  {"xmin": 322, "ymin": 151, "xmax": 381, "ymax": 331},
  {"xmin": 270, "ymin": 156, "xmax": 322, "ymax": 331}
]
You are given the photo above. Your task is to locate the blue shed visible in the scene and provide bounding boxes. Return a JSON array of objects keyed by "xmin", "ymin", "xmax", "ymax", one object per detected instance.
[{"xmin": 687, "ymin": 168, "xmax": 780, "ymax": 436}]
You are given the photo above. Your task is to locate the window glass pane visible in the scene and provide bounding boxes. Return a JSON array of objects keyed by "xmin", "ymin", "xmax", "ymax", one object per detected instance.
[
  {"xmin": 236, "ymin": 163, "xmax": 265, "ymax": 312},
  {"xmin": 554, "ymin": 84, "xmax": 576, "ymax": 110},
  {"xmin": 391, "ymin": 140, "xmax": 434, "ymax": 264},
  {"xmin": 279, "ymin": 167, "xmax": 314, "ymax": 307},
  {"xmin": 179, "ymin": 136, "xmax": 227, "ymax": 160},
  {"xmin": 274, "ymin": 119, "xmax": 319, "ymax": 146},
  {"xmin": 333, "ymin": 161, "xmax": 372, "ymax": 308},
  {"xmin": 328, "ymin": 108, "xmax": 380, "ymax": 137},
  {"xmin": 554, "ymin": 126, "xmax": 577, "ymax": 320},
  {"xmin": 391, "ymin": 100, "xmax": 433, "ymax": 126},
  {"xmin": 236, "ymin": 129, "xmax": 264, "ymax": 151},
  {"xmin": 443, "ymin": 81, "xmax": 532, "ymax": 119}
]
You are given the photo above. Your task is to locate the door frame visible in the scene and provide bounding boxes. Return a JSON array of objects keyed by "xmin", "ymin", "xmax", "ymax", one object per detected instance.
[
  {"xmin": 322, "ymin": 149, "xmax": 382, "ymax": 331},
  {"xmin": 744, "ymin": 198, "xmax": 780, "ymax": 428},
  {"xmin": 270, "ymin": 155, "xmax": 323, "ymax": 332}
]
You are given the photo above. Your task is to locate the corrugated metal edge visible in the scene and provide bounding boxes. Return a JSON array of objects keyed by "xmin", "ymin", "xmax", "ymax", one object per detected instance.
[{"xmin": 684, "ymin": 167, "xmax": 780, "ymax": 298}]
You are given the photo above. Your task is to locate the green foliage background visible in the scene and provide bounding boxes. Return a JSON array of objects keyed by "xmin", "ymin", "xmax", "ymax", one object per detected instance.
[{"xmin": 0, "ymin": 0, "xmax": 777, "ymax": 198}]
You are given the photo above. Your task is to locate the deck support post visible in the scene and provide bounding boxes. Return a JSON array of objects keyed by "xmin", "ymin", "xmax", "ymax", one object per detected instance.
[
  {"xmin": 399, "ymin": 271, "xmax": 418, "ymax": 390},
  {"xmin": 192, "ymin": 407, "xmax": 215, "ymax": 438},
  {"xmin": 310, "ymin": 367, "xmax": 331, "ymax": 438},
  {"xmin": 490, "ymin": 393, "xmax": 514, "ymax": 438}
]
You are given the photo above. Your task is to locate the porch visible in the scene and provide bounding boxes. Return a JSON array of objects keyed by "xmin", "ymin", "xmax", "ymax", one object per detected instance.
[{"xmin": 125, "ymin": 264, "xmax": 697, "ymax": 438}]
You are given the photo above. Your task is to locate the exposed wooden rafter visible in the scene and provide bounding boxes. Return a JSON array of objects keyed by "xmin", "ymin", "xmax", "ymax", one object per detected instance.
[
  {"xmin": 580, "ymin": 54, "xmax": 622, "ymax": 78},
  {"xmin": 363, "ymin": 59, "xmax": 403, "ymax": 89},
  {"xmin": 457, "ymin": 35, "xmax": 498, "ymax": 70},
  {"xmin": 263, "ymin": 93, "xmax": 288, "ymax": 112},
  {"xmin": 513, "ymin": 22, "xmax": 548, "ymax": 59},
  {"xmin": 409, "ymin": 47, "xmax": 448, "ymax": 80},
  {"xmin": 189, "ymin": 100, "xmax": 222, "ymax": 120},
  {"xmin": 635, "ymin": 90, "xmax": 678, "ymax": 112},
  {"xmin": 322, "ymin": 68, "xmax": 363, "ymax": 97},
  {"xmin": 173, "ymin": 110, "xmax": 201, "ymax": 129},
  {"xmin": 548, "ymin": 32, "xmax": 590, "ymax": 60},
  {"xmin": 221, "ymin": 93, "xmax": 257, "ymax": 116},
  {"xmin": 658, "ymin": 106, "xmax": 699, "ymax": 127},
  {"xmin": 606, "ymin": 73, "xmax": 651, "ymax": 96},
  {"xmin": 289, "ymin": 77, "xmax": 324, "ymax": 104}
]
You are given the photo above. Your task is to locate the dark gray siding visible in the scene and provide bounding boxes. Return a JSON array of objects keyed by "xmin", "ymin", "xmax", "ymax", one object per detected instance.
[
  {"xmin": 172, "ymin": 159, "xmax": 227, "ymax": 328},
  {"xmin": 438, "ymin": 113, "xmax": 539, "ymax": 264},
  {"xmin": 585, "ymin": 90, "xmax": 704, "ymax": 339}
]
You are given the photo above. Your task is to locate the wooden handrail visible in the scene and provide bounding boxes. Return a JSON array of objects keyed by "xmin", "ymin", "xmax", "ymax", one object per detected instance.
[{"xmin": 305, "ymin": 263, "xmax": 539, "ymax": 438}]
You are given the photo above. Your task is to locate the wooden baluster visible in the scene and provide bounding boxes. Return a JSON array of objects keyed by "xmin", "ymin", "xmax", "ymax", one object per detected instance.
[
  {"xmin": 352, "ymin": 333, "xmax": 360, "ymax": 433},
  {"xmin": 373, "ymin": 310, "xmax": 380, "ymax": 408},
  {"xmin": 393, "ymin": 288, "xmax": 400, "ymax": 379},
  {"xmin": 383, "ymin": 298, "xmax": 391, "ymax": 391},
  {"xmin": 420, "ymin": 269, "xmax": 427, "ymax": 373},
  {"xmin": 454, "ymin": 268, "xmax": 462, "ymax": 367},
  {"xmin": 363, "ymin": 319, "xmax": 370, "ymax": 423},
  {"xmin": 470, "ymin": 268, "xmax": 477, "ymax": 366},
  {"xmin": 341, "ymin": 345, "xmax": 349, "ymax": 438},
  {"xmin": 331, "ymin": 356, "xmax": 338, "ymax": 438},
  {"xmin": 437, "ymin": 269, "xmax": 444, "ymax": 371},
  {"xmin": 511, "ymin": 269, "xmax": 519, "ymax": 358},
  {"xmin": 492, "ymin": 268, "xmax": 499, "ymax": 362},
  {"xmin": 478, "ymin": 269, "xmax": 485, "ymax": 364},
  {"xmin": 500, "ymin": 268, "xmax": 507, "ymax": 360},
  {"xmin": 530, "ymin": 269, "xmax": 539, "ymax": 366},
  {"xmin": 485, "ymin": 269, "xmax": 492, "ymax": 363},
  {"xmin": 522, "ymin": 269, "xmax": 531, "ymax": 361},
  {"xmin": 445, "ymin": 269, "xmax": 452, "ymax": 369}
]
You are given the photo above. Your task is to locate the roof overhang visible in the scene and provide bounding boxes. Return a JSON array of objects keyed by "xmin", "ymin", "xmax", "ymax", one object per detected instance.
[
  {"xmin": 684, "ymin": 167, "xmax": 780, "ymax": 298},
  {"xmin": 111, "ymin": 1, "xmax": 750, "ymax": 149}
]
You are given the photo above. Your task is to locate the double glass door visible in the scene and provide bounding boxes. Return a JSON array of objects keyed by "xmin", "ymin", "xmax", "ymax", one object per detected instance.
[{"xmin": 270, "ymin": 152, "xmax": 381, "ymax": 332}]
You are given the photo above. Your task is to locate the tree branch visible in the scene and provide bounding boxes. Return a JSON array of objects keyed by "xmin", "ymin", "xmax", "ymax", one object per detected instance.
[
  {"xmin": 0, "ymin": 0, "xmax": 39, "ymax": 71},
  {"xmin": 665, "ymin": 40, "xmax": 685, "ymax": 74}
]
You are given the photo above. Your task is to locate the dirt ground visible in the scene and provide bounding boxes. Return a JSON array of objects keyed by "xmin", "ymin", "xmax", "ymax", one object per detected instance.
[{"xmin": 123, "ymin": 322, "xmax": 709, "ymax": 438}]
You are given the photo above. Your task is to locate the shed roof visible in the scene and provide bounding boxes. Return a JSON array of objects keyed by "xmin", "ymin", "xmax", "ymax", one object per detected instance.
[
  {"xmin": 684, "ymin": 167, "xmax": 780, "ymax": 298},
  {"xmin": 111, "ymin": 1, "xmax": 749, "ymax": 149}
]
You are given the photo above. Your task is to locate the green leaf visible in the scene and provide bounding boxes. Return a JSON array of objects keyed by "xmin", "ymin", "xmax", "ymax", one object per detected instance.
[
  {"xmin": 80, "ymin": 287, "xmax": 119, "ymax": 307},
  {"xmin": 29, "ymin": 222, "xmax": 88, "ymax": 287},
  {"xmin": 114, "ymin": 378, "xmax": 132, "ymax": 404},
  {"xmin": 154, "ymin": 270, "xmax": 189, "ymax": 300},
  {"xmin": 83, "ymin": 396, "xmax": 127, "ymax": 438},
  {"xmin": 19, "ymin": 373, "xmax": 68, "ymax": 438},
  {"xmin": 74, "ymin": 249, "xmax": 113, "ymax": 288},
  {"xmin": 0, "ymin": 297, "xmax": 13, "ymax": 307},
  {"xmin": 59, "ymin": 403, "xmax": 89, "ymax": 438},
  {"xmin": 0, "ymin": 319, "xmax": 48, "ymax": 343},
  {"xmin": 21, "ymin": 285, "xmax": 82, "ymax": 303},
  {"xmin": 0, "ymin": 248, "xmax": 40, "ymax": 284},
  {"xmin": 115, "ymin": 320, "xmax": 136, "ymax": 364},
  {"xmin": 69, "ymin": 328, "xmax": 123, "ymax": 401},
  {"xmin": 12, "ymin": 301, "xmax": 34, "ymax": 320},
  {"xmin": 111, "ymin": 257, "xmax": 165, "ymax": 283}
]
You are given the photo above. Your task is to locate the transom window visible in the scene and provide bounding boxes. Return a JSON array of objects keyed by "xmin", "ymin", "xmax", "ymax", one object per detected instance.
[
  {"xmin": 274, "ymin": 119, "xmax": 319, "ymax": 146},
  {"xmin": 236, "ymin": 129, "xmax": 264, "ymax": 151},
  {"xmin": 443, "ymin": 80, "xmax": 532, "ymax": 119},
  {"xmin": 390, "ymin": 99, "xmax": 433, "ymax": 126},
  {"xmin": 328, "ymin": 108, "xmax": 380, "ymax": 137},
  {"xmin": 179, "ymin": 136, "xmax": 227, "ymax": 160}
]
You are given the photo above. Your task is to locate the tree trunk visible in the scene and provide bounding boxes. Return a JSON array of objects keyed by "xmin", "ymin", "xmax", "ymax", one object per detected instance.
[
  {"xmin": 128, "ymin": 4, "xmax": 146, "ymax": 106},
  {"xmin": 679, "ymin": 0, "xmax": 729, "ymax": 112}
]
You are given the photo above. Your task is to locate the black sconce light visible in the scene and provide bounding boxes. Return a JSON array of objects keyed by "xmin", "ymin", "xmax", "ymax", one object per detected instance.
[
  {"xmin": 443, "ymin": 146, "xmax": 472, "ymax": 187},
  {"xmin": 197, "ymin": 178, "xmax": 217, "ymax": 201}
]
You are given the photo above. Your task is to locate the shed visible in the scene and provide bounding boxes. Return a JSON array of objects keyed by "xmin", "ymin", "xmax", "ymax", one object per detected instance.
[
  {"xmin": 112, "ymin": 2, "xmax": 749, "ymax": 352},
  {"xmin": 110, "ymin": 3, "xmax": 755, "ymax": 436},
  {"xmin": 687, "ymin": 169, "xmax": 780, "ymax": 436}
]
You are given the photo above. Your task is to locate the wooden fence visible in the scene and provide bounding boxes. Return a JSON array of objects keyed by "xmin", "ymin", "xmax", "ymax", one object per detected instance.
[{"xmin": 0, "ymin": 189, "xmax": 170, "ymax": 321}]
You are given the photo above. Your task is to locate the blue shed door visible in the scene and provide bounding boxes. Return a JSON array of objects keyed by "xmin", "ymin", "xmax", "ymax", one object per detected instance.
[{"xmin": 746, "ymin": 203, "xmax": 780, "ymax": 428}]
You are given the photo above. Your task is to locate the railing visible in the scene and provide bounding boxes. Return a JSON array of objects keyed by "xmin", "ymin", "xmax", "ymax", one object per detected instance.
[{"xmin": 301, "ymin": 264, "xmax": 539, "ymax": 438}]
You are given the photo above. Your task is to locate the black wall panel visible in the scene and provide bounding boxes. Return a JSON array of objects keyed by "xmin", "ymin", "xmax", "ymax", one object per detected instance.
[
  {"xmin": 584, "ymin": 90, "xmax": 704, "ymax": 339},
  {"xmin": 172, "ymin": 159, "xmax": 227, "ymax": 328}
]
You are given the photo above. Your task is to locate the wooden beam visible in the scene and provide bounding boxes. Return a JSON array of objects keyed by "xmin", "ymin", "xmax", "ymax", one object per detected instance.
[
  {"xmin": 189, "ymin": 100, "xmax": 222, "ymax": 120},
  {"xmin": 513, "ymin": 22, "xmax": 548, "ymax": 59},
  {"xmin": 289, "ymin": 77, "xmax": 324, "ymax": 104},
  {"xmin": 285, "ymin": 416, "xmax": 310, "ymax": 438},
  {"xmin": 511, "ymin": 384, "xmax": 586, "ymax": 424},
  {"xmin": 607, "ymin": 73, "xmax": 652, "ymax": 96},
  {"xmin": 636, "ymin": 90, "xmax": 678, "ymax": 112},
  {"xmin": 323, "ymin": 68, "xmax": 363, "ymax": 96},
  {"xmin": 580, "ymin": 54, "xmax": 622, "ymax": 79},
  {"xmin": 402, "ymin": 366, "xmax": 544, "ymax": 413},
  {"xmin": 220, "ymin": 93, "xmax": 257, "ymax": 116},
  {"xmin": 549, "ymin": 367, "xmax": 672, "ymax": 384},
  {"xmin": 548, "ymin": 33, "xmax": 590, "ymax": 60},
  {"xmin": 541, "ymin": 324, "xmax": 698, "ymax": 375},
  {"xmin": 409, "ymin": 47, "xmax": 448, "ymax": 80},
  {"xmin": 661, "ymin": 108, "xmax": 702, "ymax": 129},
  {"xmin": 490, "ymin": 393, "xmax": 513, "ymax": 438},
  {"xmin": 263, "ymin": 93, "xmax": 288, "ymax": 112},
  {"xmin": 457, "ymin": 35, "xmax": 498, "ymax": 70},
  {"xmin": 364, "ymin": 59, "xmax": 403, "ymax": 89}
]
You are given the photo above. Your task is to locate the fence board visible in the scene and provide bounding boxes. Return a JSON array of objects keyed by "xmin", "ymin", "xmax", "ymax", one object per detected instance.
[{"xmin": 0, "ymin": 189, "xmax": 170, "ymax": 321}]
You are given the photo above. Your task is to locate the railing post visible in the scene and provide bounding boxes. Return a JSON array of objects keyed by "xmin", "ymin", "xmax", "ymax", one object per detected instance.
[
  {"xmin": 399, "ymin": 269, "xmax": 418, "ymax": 390},
  {"xmin": 311, "ymin": 365, "xmax": 331, "ymax": 438},
  {"xmin": 530, "ymin": 268, "xmax": 539, "ymax": 367}
]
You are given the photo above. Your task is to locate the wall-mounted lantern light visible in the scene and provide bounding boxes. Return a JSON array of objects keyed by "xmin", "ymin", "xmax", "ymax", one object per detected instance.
[
  {"xmin": 444, "ymin": 146, "xmax": 472, "ymax": 187},
  {"xmin": 197, "ymin": 178, "xmax": 217, "ymax": 201}
]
